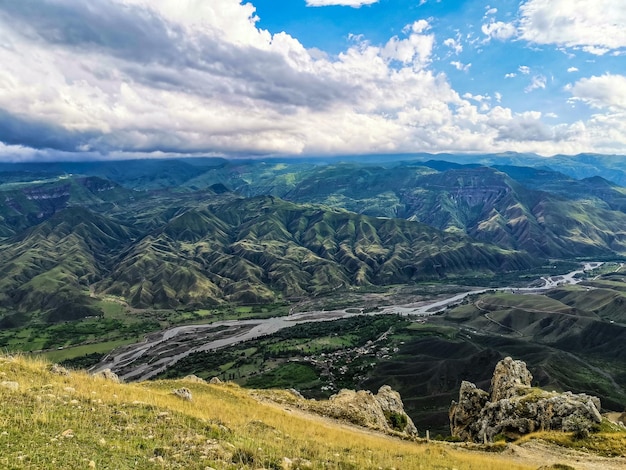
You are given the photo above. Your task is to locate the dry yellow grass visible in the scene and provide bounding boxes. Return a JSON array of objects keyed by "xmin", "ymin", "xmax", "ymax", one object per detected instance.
[{"xmin": 0, "ymin": 354, "xmax": 539, "ymax": 469}]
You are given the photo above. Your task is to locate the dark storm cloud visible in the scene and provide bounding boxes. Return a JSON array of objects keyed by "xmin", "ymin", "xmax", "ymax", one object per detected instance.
[
  {"xmin": 0, "ymin": 0, "xmax": 358, "ymax": 110},
  {"xmin": 122, "ymin": 47, "xmax": 356, "ymax": 111},
  {"xmin": 0, "ymin": 0, "xmax": 178, "ymax": 62},
  {"xmin": 0, "ymin": 108, "xmax": 97, "ymax": 152}
]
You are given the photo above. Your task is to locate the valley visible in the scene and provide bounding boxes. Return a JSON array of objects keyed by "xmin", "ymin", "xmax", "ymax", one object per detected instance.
[
  {"xmin": 92, "ymin": 262, "xmax": 603, "ymax": 381},
  {"xmin": 1, "ymin": 155, "xmax": 626, "ymax": 438},
  {"xmin": 95, "ymin": 262, "xmax": 626, "ymax": 436},
  {"xmin": 3, "ymin": 3, "xmax": 626, "ymax": 467}
]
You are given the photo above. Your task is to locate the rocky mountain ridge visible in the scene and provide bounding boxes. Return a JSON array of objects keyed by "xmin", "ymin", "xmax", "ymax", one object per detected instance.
[{"xmin": 450, "ymin": 357, "xmax": 603, "ymax": 442}]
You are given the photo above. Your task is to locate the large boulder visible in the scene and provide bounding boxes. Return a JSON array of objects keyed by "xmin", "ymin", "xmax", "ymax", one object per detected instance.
[
  {"xmin": 326, "ymin": 385, "xmax": 417, "ymax": 436},
  {"xmin": 450, "ymin": 357, "xmax": 602, "ymax": 442},
  {"xmin": 375, "ymin": 385, "xmax": 418, "ymax": 435},
  {"xmin": 92, "ymin": 368, "xmax": 122, "ymax": 383}
]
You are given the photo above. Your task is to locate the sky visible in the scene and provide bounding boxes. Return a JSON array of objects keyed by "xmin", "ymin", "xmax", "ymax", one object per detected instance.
[{"xmin": 0, "ymin": 0, "xmax": 625, "ymax": 162}]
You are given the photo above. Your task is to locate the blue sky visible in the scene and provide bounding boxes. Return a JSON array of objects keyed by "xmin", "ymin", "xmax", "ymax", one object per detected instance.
[{"xmin": 0, "ymin": 0, "xmax": 625, "ymax": 161}]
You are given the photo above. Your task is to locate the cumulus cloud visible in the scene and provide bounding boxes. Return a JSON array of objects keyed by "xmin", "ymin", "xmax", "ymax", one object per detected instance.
[
  {"xmin": 518, "ymin": 0, "xmax": 626, "ymax": 54},
  {"xmin": 444, "ymin": 37, "xmax": 463, "ymax": 55},
  {"xmin": 566, "ymin": 74, "xmax": 626, "ymax": 110},
  {"xmin": 305, "ymin": 0, "xmax": 379, "ymax": 7},
  {"xmin": 451, "ymin": 61, "xmax": 471, "ymax": 72},
  {"xmin": 0, "ymin": 0, "xmax": 624, "ymax": 159},
  {"xmin": 491, "ymin": 109, "xmax": 557, "ymax": 142},
  {"xmin": 518, "ymin": 66, "xmax": 531, "ymax": 75},
  {"xmin": 567, "ymin": 67, "xmax": 579, "ymax": 73},
  {"xmin": 481, "ymin": 20, "xmax": 517, "ymax": 41},
  {"xmin": 383, "ymin": 20, "xmax": 434, "ymax": 66}
]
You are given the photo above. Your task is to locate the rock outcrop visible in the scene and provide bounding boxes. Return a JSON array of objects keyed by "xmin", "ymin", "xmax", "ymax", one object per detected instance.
[
  {"xmin": 92, "ymin": 368, "xmax": 122, "ymax": 383},
  {"xmin": 325, "ymin": 385, "xmax": 418, "ymax": 435},
  {"xmin": 183, "ymin": 374, "xmax": 206, "ymax": 384},
  {"xmin": 450, "ymin": 357, "xmax": 602, "ymax": 442},
  {"xmin": 1, "ymin": 380, "xmax": 19, "ymax": 391},
  {"xmin": 172, "ymin": 387, "xmax": 193, "ymax": 401}
]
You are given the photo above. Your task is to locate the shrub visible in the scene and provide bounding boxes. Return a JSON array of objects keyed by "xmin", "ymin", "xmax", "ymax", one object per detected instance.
[
  {"xmin": 384, "ymin": 411, "xmax": 408, "ymax": 431},
  {"xmin": 563, "ymin": 416, "xmax": 592, "ymax": 440}
]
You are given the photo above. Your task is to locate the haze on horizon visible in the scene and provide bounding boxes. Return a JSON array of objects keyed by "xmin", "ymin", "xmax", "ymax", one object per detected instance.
[{"xmin": 0, "ymin": 0, "xmax": 625, "ymax": 162}]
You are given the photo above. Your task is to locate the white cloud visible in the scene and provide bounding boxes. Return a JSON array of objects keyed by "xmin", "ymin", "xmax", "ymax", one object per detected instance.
[
  {"xmin": 567, "ymin": 67, "xmax": 579, "ymax": 73},
  {"xmin": 505, "ymin": 73, "xmax": 517, "ymax": 78},
  {"xmin": 518, "ymin": 66, "xmax": 531, "ymax": 75},
  {"xmin": 463, "ymin": 93, "xmax": 488, "ymax": 102},
  {"xmin": 383, "ymin": 21, "xmax": 434, "ymax": 66},
  {"xmin": 485, "ymin": 7, "xmax": 498, "ymax": 16},
  {"xmin": 305, "ymin": 0, "xmax": 379, "ymax": 7},
  {"xmin": 481, "ymin": 20, "xmax": 517, "ymax": 41},
  {"xmin": 567, "ymin": 74, "xmax": 626, "ymax": 111},
  {"xmin": 451, "ymin": 61, "xmax": 471, "ymax": 72},
  {"xmin": 494, "ymin": 92, "xmax": 502, "ymax": 102},
  {"xmin": 518, "ymin": 0, "xmax": 626, "ymax": 55},
  {"xmin": 525, "ymin": 75, "xmax": 547, "ymax": 93},
  {"xmin": 443, "ymin": 37, "xmax": 463, "ymax": 55},
  {"xmin": 0, "ymin": 0, "xmax": 625, "ymax": 159}
]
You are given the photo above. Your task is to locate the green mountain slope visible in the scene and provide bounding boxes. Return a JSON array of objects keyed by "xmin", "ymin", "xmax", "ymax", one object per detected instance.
[
  {"xmin": 0, "ymin": 176, "xmax": 136, "ymax": 237},
  {"xmin": 177, "ymin": 160, "xmax": 626, "ymax": 258},
  {"xmin": 98, "ymin": 195, "xmax": 536, "ymax": 308},
  {"xmin": 0, "ymin": 207, "xmax": 136, "ymax": 324},
  {"xmin": 0, "ymin": 180, "xmax": 536, "ymax": 318}
]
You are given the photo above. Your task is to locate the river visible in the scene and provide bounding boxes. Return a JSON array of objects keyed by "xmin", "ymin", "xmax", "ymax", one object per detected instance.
[{"xmin": 91, "ymin": 262, "xmax": 604, "ymax": 381}]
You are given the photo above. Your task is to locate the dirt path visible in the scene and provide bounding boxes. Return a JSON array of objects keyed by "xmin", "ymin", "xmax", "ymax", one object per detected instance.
[
  {"xmin": 255, "ymin": 395, "xmax": 626, "ymax": 470},
  {"xmin": 501, "ymin": 440, "xmax": 626, "ymax": 470}
]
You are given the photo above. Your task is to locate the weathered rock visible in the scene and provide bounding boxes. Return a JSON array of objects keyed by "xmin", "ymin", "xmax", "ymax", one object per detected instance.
[
  {"xmin": 209, "ymin": 377, "xmax": 222, "ymax": 384},
  {"xmin": 375, "ymin": 385, "xmax": 418, "ymax": 435},
  {"xmin": 0, "ymin": 381, "xmax": 19, "ymax": 391},
  {"xmin": 92, "ymin": 368, "xmax": 122, "ymax": 383},
  {"xmin": 281, "ymin": 456, "xmax": 313, "ymax": 469},
  {"xmin": 489, "ymin": 356, "xmax": 533, "ymax": 402},
  {"xmin": 49, "ymin": 364, "xmax": 71, "ymax": 376},
  {"xmin": 326, "ymin": 385, "xmax": 417, "ymax": 435},
  {"xmin": 183, "ymin": 374, "xmax": 206, "ymax": 384},
  {"xmin": 450, "ymin": 357, "xmax": 602, "ymax": 442},
  {"xmin": 172, "ymin": 387, "xmax": 193, "ymax": 401},
  {"xmin": 449, "ymin": 381, "xmax": 490, "ymax": 441},
  {"xmin": 287, "ymin": 388, "xmax": 304, "ymax": 399}
]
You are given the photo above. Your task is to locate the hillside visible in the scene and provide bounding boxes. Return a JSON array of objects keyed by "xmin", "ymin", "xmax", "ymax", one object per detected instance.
[
  {"xmin": 165, "ymin": 159, "xmax": 626, "ymax": 258},
  {"xmin": 6, "ymin": 159, "xmax": 626, "ymax": 261},
  {"xmin": 258, "ymin": 163, "xmax": 626, "ymax": 258},
  {"xmin": 152, "ymin": 269, "xmax": 626, "ymax": 437},
  {"xmin": 0, "ymin": 183, "xmax": 536, "ymax": 321},
  {"xmin": 2, "ymin": 354, "xmax": 625, "ymax": 469}
]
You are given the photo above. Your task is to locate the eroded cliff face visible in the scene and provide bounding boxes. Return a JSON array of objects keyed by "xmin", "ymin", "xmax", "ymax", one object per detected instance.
[{"xmin": 450, "ymin": 357, "xmax": 602, "ymax": 442}]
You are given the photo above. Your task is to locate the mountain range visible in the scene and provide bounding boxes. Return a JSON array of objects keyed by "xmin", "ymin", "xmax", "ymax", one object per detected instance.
[{"xmin": 3, "ymin": 153, "xmax": 626, "ymax": 323}]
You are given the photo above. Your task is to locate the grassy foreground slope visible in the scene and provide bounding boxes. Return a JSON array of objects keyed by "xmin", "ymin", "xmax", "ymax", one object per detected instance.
[{"xmin": 0, "ymin": 355, "xmax": 539, "ymax": 470}]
